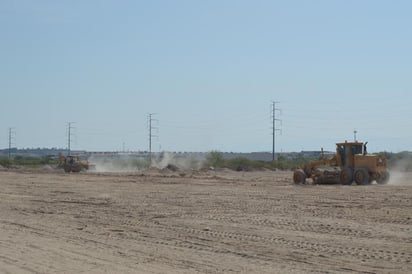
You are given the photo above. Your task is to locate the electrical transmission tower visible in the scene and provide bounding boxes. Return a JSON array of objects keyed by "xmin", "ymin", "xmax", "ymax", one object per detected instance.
[
  {"xmin": 271, "ymin": 101, "xmax": 282, "ymax": 161},
  {"xmin": 147, "ymin": 113, "xmax": 158, "ymax": 162},
  {"xmin": 67, "ymin": 122, "xmax": 75, "ymax": 156},
  {"xmin": 8, "ymin": 127, "xmax": 15, "ymax": 159}
]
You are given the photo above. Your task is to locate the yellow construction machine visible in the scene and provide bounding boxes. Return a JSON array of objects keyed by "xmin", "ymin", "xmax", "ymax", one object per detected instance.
[
  {"xmin": 58, "ymin": 155, "xmax": 90, "ymax": 173},
  {"xmin": 293, "ymin": 141, "xmax": 389, "ymax": 185}
]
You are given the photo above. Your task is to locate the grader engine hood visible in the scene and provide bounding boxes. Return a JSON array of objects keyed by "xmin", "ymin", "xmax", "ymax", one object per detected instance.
[{"xmin": 354, "ymin": 154, "xmax": 387, "ymax": 173}]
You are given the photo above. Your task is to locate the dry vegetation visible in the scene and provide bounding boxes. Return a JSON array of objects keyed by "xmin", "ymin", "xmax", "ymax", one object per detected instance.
[{"xmin": 0, "ymin": 169, "xmax": 411, "ymax": 273}]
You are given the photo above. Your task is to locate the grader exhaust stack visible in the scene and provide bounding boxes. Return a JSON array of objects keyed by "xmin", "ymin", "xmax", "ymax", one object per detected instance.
[{"xmin": 293, "ymin": 141, "xmax": 389, "ymax": 185}]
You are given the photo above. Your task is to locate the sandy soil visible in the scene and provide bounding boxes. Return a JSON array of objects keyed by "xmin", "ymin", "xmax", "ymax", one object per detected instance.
[{"xmin": 0, "ymin": 169, "xmax": 411, "ymax": 273}]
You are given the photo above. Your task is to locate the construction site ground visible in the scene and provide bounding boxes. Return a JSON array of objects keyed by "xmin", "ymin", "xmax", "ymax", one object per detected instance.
[{"xmin": 0, "ymin": 169, "xmax": 411, "ymax": 273}]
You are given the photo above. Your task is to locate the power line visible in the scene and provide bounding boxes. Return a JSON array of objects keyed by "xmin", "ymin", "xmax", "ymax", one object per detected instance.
[{"xmin": 271, "ymin": 101, "xmax": 282, "ymax": 161}]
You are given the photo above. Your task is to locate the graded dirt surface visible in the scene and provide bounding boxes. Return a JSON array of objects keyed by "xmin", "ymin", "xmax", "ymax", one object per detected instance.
[{"xmin": 0, "ymin": 169, "xmax": 411, "ymax": 273}]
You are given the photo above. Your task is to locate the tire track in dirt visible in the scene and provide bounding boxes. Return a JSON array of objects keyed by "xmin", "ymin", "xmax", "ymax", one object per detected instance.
[
  {"xmin": 72, "ymin": 217, "xmax": 277, "ymax": 270},
  {"xmin": 104, "ymin": 217, "xmax": 412, "ymax": 265},
  {"xmin": 171, "ymin": 213, "xmax": 411, "ymax": 243},
  {"xmin": 7, "ymin": 195, "xmax": 411, "ymax": 270},
  {"xmin": 165, "ymin": 225, "xmax": 411, "ymax": 264},
  {"xmin": 0, "ymin": 253, "xmax": 41, "ymax": 274},
  {"xmin": 77, "ymin": 221, "xmax": 277, "ymax": 272},
  {"xmin": 182, "ymin": 214, "xmax": 374, "ymax": 238},
  {"xmin": 4, "ymin": 209, "xmax": 263, "ymax": 272},
  {"xmin": 286, "ymin": 206, "xmax": 412, "ymax": 226},
  {"xmin": 0, "ymin": 220, "xmax": 149, "ymax": 273},
  {"xmin": 87, "ymin": 219, "xmax": 410, "ymax": 274}
]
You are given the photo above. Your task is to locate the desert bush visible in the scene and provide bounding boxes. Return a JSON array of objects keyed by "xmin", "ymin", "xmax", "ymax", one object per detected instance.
[
  {"xmin": 225, "ymin": 157, "xmax": 263, "ymax": 171},
  {"xmin": 206, "ymin": 151, "xmax": 225, "ymax": 168},
  {"xmin": 0, "ymin": 158, "xmax": 12, "ymax": 167},
  {"xmin": 205, "ymin": 151, "xmax": 316, "ymax": 171},
  {"xmin": 0, "ymin": 156, "xmax": 57, "ymax": 167}
]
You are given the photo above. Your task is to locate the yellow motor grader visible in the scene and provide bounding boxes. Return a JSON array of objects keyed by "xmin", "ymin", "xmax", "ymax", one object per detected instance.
[
  {"xmin": 58, "ymin": 155, "xmax": 90, "ymax": 173},
  {"xmin": 293, "ymin": 141, "xmax": 389, "ymax": 185}
]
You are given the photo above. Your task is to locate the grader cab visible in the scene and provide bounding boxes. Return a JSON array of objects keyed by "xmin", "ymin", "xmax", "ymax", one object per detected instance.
[{"xmin": 293, "ymin": 141, "xmax": 389, "ymax": 185}]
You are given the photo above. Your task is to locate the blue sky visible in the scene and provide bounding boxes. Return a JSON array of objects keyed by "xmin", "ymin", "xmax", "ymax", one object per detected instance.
[{"xmin": 1, "ymin": 0, "xmax": 411, "ymax": 152}]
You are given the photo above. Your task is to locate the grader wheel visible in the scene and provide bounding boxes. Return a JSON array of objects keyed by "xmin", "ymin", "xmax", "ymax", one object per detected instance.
[
  {"xmin": 354, "ymin": 168, "xmax": 370, "ymax": 185},
  {"xmin": 293, "ymin": 170, "xmax": 306, "ymax": 184},
  {"xmin": 339, "ymin": 168, "xmax": 353, "ymax": 185}
]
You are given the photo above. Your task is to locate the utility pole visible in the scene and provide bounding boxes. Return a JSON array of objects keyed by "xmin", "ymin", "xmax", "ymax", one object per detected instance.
[
  {"xmin": 8, "ymin": 127, "xmax": 15, "ymax": 159},
  {"xmin": 67, "ymin": 122, "xmax": 75, "ymax": 156},
  {"xmin": 354, "ymin": 130, "xmax": 357, "ymax": 142},
  {"xmin": 271, "ymin": 101, "xmax": 282, "ymax": 161},
  {"xmin": 147, "ymin": 113, "xmax": 158, "ymax": 163}
]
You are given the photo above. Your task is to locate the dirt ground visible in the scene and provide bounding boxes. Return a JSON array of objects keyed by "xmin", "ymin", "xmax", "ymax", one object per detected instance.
[{"xmin": 0, "ymin": 169, "xmax": 411, "ymax": 273}]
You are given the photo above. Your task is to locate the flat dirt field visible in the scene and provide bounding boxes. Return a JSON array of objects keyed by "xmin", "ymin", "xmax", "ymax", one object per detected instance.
[{"xmin": 0, "ymin": 169, "xmax": 411, "ymax": 273}]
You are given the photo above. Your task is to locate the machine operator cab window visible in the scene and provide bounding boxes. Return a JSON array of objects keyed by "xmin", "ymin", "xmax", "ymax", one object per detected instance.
[
  {"xmin": 351, "ymin": 144, "xmax": 363, "ymax": 155},
  {"xmin": 337, "ymin": 142, "xmax": 364, "ymax": 167}
]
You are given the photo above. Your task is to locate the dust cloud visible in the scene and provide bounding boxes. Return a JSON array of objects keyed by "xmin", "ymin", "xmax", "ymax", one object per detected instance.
[
  {"xmin": 87, "ymin": 154, "xmax": 144, "ymax": 173},
  {"xmin": 151, "ymin": 152, "xmax": 206, "ymax": 170},
  {"xmin": 387, "ymin": 171, "xmax": 410, "ymax": 185},
  {"xmin": 87, "ymin": 152, "xmax": 206, "ymax": 173},
  {"xmin": 388, "ymin": 159, "xmax": 412, "ymax": 186}
]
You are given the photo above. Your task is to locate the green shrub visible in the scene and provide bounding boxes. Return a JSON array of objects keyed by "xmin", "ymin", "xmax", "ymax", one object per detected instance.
[
  {"xmin": 206, "ymin": 151, "xmax": 225, "ymax": 168},
  {"xmin": 205, "ymin": 151, "xmax": 317, "ymax": 171},
  {"xmin": 0, "ymin": 158, "xmax": 12, "ymax": 167},
  {"xmin": 0, "ymin": 156, "xmax": 58, "ymax": 167}
]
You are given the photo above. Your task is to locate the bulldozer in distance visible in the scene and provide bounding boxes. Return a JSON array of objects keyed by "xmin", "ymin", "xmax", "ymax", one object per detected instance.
[{"xmin": 293, "ymin": 141, "xmax": 389, "ymax": 185}]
